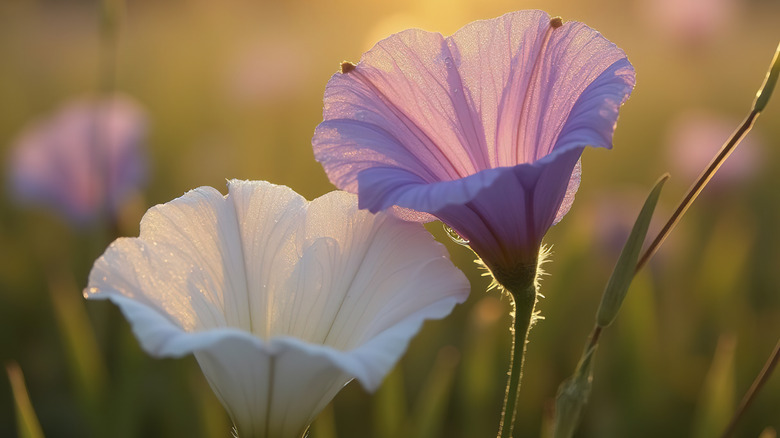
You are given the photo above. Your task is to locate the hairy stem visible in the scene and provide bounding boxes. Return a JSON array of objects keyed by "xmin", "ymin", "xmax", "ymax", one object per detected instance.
[{"xmin": 497, "ymin": 279, "xmax": 537, "ymax": 438}]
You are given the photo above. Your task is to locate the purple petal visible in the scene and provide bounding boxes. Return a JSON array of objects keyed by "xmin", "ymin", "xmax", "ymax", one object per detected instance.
[
  {"xmin": 314, "ymin": 10, "xmax": 634, "ymax": 182},
  {"xmin": 8, "ymin": 95, "xmax": 148, "ymax": 224},
  {"xmin": 313, "ymin": 10, "xmax": 635, "ymax": 269},
  {"xmin": 358, "ymin": 147, "xmax": 581, "ymax": 271}
]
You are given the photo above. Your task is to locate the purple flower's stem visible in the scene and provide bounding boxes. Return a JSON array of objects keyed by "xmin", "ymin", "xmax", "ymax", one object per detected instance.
[{"xmin": 497, "ymin": 278, "xmax": 537, "ymax": 438}]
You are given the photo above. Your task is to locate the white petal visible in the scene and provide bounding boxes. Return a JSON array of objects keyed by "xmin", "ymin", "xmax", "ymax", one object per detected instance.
[
  {"xmin": 86, "ymin": 181, "xmax": 470, "ymax": 438},
  {"xmin": 195, "ymin": 337, "xmax": 352, "ymax": 438},
  {"xmin": 91, "ymin": 294, "xmax": 352, "ymax": 437},
  {"xmin": 89, "ymin": 185, "xmax": 243, "ymax": 332},
  {"xmin": 226, "ymin": 179, "xmax": 308, "ymax": 338},
  {"xmin": 283, "ymin": 190, "xmax": 470, "ymax": 389}
]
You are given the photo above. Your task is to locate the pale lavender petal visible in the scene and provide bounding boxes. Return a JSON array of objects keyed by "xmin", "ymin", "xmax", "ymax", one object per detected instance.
[
  {"xmin": 554, "ymin": 159, "xmax": 581, "ymax": 225},
  {"xmin": 313, "ymin": 10, "xmax": 635, "ymax": 270},
  {"xmin": 355, "ymin": 53, "xmax": 633, "ymax": 267},
  {"xmin": 314, "ymin": 10, "xmax": 633, "ymax": 185},
  {"xmin": 489, "ymin": 19, "xmax": 633, "ymax": 165},
  {"xmin": 314, "ymin": 28, "xmax": 486, "ymax": 195},
  {"xmin": 550, "ymin": 57, "xmax": 636, "ymax": 155}
]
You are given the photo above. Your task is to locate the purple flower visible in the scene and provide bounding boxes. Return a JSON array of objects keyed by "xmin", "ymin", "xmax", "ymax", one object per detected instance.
[
  {"xmin": 639, "ymin": 0, "xmax": 737, "ymax": 48},
  {"xmin": 313, "ymin": 10, "xmax": 635, "ymax": 285},
  {"xmin": 8, "ymin": 95, "xmax": 148, "ymax": 225}
]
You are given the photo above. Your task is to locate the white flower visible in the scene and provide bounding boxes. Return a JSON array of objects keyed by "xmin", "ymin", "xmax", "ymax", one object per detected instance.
[{"xmin": 85, "ymin": 179, "xmax": 469, "ymax": 438}]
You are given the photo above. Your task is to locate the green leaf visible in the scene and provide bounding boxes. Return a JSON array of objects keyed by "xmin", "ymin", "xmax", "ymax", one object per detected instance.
[
  {"xmin": 553, "ymin": 345, "xmax": 597, "ymax": 438},
  {"xmin": 6, "ymin": 362, "xmax": 45, "ymax": 438},
  {"xmin": 596, "ymin": 174, "xmax": 668, "ymax": 328}
]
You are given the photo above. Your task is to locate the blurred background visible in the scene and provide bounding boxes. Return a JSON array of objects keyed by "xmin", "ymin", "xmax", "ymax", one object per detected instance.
[{"xmin": 0, "ymin": 0, "xmax": 778, "ymax": 437}]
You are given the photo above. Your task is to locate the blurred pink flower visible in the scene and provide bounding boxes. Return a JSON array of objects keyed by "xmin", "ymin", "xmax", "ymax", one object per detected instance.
[
  {"xmin": 666, "ymin": 110, "xmax": 761, "ymax": 189},
  {"xmin": 639, "ymin": 0, "xmax": 737, "ymax": 47},
  {"xmin": 8, "ymin": 95, "xmax": 148, "ymax": 224},
  {"xmin": 313, "ymin": 10, "xmax": 635, "ymax": 285},
  {"xmin": 86, "ymin": 179, "xmax": 469, "ymax": 438}
]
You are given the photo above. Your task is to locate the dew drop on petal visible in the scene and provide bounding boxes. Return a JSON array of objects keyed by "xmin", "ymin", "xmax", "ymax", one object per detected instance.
[{"xmin": 443, "ymin": 224, "xmax": 469, "ymax": 246}]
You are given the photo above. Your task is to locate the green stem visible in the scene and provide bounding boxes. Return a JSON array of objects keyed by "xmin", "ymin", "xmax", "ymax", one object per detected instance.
[
  {"xmin": 497, "ymin": 279, "xmax": 537, "ymax": 438},
  {"xmin": 719, "ymin": 338, "xmax": 780, "ymax": 438},
  {"xmin": 636, "ymin": 41, "xmax": 779, "ymax": 273}
]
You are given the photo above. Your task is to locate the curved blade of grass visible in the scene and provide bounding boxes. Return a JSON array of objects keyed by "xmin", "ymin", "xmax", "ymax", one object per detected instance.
[
  {"xmin": 48, "ymin": 270, "xmax": 107, "ymax": 413},
  {"xmin": 692, "ymin": 335, "xmax": 737, "ymax": 438},
  {"xmin": 373, "ymin": 365, "xmax": 408, "ymax": 438},
  {"xmin": 410, "ymin": 346, "xmax": 460, "ymax": 438},
  {"xmin": 6, "ymin": 362, "xmax": 45, "ymax": 438}
]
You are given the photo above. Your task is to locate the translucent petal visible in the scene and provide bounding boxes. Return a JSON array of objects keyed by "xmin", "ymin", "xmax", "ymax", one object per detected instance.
[
  {"xmin": 313, "ymin": 10, "xmax": 635, "ymax": 269},
  {"xmin": 86, "ymin": 180, "xmax": 469, "ymax": 437},
  {"xmin": 226, "ymin": 180, "xmax": 308, "ymax": 339}
]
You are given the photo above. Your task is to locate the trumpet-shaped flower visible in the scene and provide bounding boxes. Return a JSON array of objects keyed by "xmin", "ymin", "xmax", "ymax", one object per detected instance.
[
  {"xmin": 8, "ymin": 94, "xmax": 148, "ymax": 225},
  {"xmin": 85, "ymin": 179, "xmax": 469, "ymax": 438},
  {"xmin": 313, "ymin": 10, "xmax": 635, "ymax": 286}
]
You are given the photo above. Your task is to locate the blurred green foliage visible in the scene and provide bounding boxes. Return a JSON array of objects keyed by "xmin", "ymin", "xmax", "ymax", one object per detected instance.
[{"xmin": 0, "ymin": 0, "xmax": 778, "ymax": 437}]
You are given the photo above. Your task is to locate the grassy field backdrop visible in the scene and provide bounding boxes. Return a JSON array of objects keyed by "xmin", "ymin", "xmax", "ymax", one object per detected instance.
[{"xmin": 0, "ymin": 0, "xmax": 778, "ymax": 437}]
